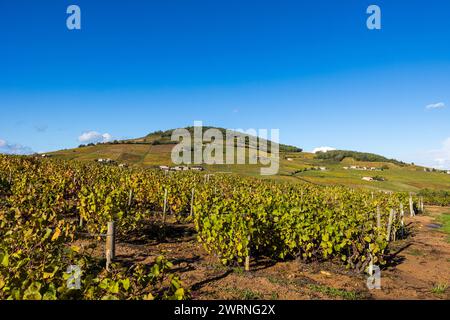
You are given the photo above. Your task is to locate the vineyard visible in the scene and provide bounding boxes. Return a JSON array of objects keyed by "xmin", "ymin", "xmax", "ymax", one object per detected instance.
[{"xmin": 0, "ymin": 155, "xmax": 422, "ymax": 300}]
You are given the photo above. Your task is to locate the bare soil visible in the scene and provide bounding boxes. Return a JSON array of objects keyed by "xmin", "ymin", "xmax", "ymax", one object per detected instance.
[{"xmin": 75, "ymin": 206, "xmax": 450, "ymax": 300}]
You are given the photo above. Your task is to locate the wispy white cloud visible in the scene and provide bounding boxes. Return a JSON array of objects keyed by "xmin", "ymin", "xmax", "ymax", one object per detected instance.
[
  {"xmin": 0, "ymin": 138, "xmax": 33, "ymax": 155},
  {"xmin": 312, "ymin": 146, "xmax": 336, "ymax": 154},
  {"xmin": 425, "ymin": 102, "xmax": 445, "ymax": 110},
  {"xmin": 78, "ymin": 131, "xmax": 113, "ymax": 144},
  {"xmin": 415, "ymin": 137, "xmax": 450, "ymax": 170},
  {"xmin": 430, "ymin": 137, "xmax": 450, "ymax": 169}
]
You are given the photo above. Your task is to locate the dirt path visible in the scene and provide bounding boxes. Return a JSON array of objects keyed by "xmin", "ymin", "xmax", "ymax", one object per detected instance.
[
  {"xmin": 368, "ymin": 206, "xmax": 450, "ymax": 300},
  {"xmin": 76, "ymin": 206, "xmax": 450, "ymax": 300}
]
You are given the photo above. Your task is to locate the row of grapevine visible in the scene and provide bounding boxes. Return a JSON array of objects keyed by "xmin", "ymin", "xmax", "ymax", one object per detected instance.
[
  {"xmin": 0, "ymin": 155, "xmax": 420, "ymax": 298},
  {"xmin": 194, "ymin": 178, "xmax": 412, "ymax": 271},
  {"xmin": 0, "ymin": 156, "xmax": 187, "ymax": 300}
]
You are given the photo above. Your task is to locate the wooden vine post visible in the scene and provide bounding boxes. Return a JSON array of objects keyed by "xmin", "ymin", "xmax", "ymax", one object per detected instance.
[
  {"xmin": 190, "ymin": 188, "xmax": 195, "ymax": 217},
  {"xmin": 376, "ymin": 206, "xmax": 381, "ymax": 230},
  {"xmin": 245, "ymin": 235, "xmax": 251, "ymax": 272},
  {"xmin": 386, "ymin": 209, "xmax": 395, "ymax": 242},
  {"xmin": 368, "ymin": 243, "xmax": 374, "ymax": 276},
  {"xmin": 128, "ymin": 189, "xmax": 133, "ymax": 207},
  {"xmin": 400, "ymin": 203, "xmax": 405, "ymax": 237},
  {"xmin": 105, "ymin": 221, "xmax": 116, "ymax": 271},
  {"xmin": 409, "ymin": 193, "xmax": 415, "ymax": 217},
  {"xmin": 392, "ymin": 210, "xmax": 398, "ymax": 241},
  {"xmin": 162, "ymin": 189, "xmax": 168, "ymax": 225}
]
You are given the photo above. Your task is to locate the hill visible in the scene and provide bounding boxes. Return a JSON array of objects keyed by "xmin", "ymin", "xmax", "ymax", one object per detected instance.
[
  {"xmin": 110, "ymin": 127, "xmax": 302, "ymax": 153},
  {"xmin": 48, "ymin": 127, "xmax": 450, "ymax": 192},
  {"xmin": 314, "ymin": 150, "xmax": 406, "ymax": 166}
]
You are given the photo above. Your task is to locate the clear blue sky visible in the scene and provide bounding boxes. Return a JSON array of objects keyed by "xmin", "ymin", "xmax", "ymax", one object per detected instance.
[{"xmin": 1, "ymin": 0, "xmax": 449, "ymax": 169}]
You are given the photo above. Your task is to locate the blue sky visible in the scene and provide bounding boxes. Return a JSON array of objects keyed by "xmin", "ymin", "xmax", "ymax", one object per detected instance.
[{"xmin": 1, "ymin": 0, "xmax": 449, "ymax": 169}]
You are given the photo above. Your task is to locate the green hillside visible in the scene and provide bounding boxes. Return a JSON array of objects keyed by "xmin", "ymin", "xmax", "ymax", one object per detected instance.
[{"xmin": 48, "ymin": 127, "xmax": 450, "ymax": 192}]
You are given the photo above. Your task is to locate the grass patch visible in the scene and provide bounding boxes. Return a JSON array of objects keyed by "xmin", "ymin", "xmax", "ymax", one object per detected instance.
[
  {"xmin": 307, "ymin": 284, "xmax": 360, "ymax": 300},
  {"xmin": 240, "ymin": 289, "xmax": 262, "ymax": 300},
  {"xmin": 232, "ymin": 266, "xmax": 244, "ymax": 275},
  {"xmin": 267, "ymin": 276, "xmax": 293, "ymax": 286},
  {"xmin": 431, "ymin": 283, "xmax": 448, "ymax": 295},
  {"xmin": 224, "ymin": 287, "xmax": 262, "ymax": 300},
  {"xmin": 437, "ymin": 213, "xmax": 450, "ymax": 243},
  {"xmin": 208, "ymin": 263, "xmax": 228, "ymax": 272}
]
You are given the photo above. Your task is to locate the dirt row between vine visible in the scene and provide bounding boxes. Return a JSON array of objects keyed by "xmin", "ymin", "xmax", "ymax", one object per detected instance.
[{"xmin": 76, "ymin": 206, "xmax": 450, "ymax": 300}]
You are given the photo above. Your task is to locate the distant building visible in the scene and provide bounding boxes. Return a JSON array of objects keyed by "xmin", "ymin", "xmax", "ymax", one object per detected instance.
[
  {"xmin": 362, "ymin": 177, "xmax": 374, "ymax": 181},
  {"xmin": 160, "ymin": 165, "xmax": 204, "ymax": 172},
  {"xmin": 343, "ymin": 167, "xmax": 349, "ymax": 170},
  {"xmin": 97, "ymin": 158, "xmax": 113, "ymax": 164},
  {"xmin": 319, "ymin": 167, "xmax": 327, "ymax": 171},
  {"xmin": 286, "ymin": 158, "xmax": 293, "ymax": 161},
  {"xmin": 447, "ymin": 171, "xmax": 450, "ymax": 175}
]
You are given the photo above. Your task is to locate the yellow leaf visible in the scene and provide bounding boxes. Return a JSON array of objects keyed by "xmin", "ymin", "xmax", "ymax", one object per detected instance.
[
  {"xmin": 51, "ymin": 228, "xmax": 61, "ymax": 241},
  {"xmin": 175, "ymin": 288, "xmax": 185, "ymax": 300},
  {"xmin": 144, "ymin": 293, "xmax": 154, "ymax": 300}
]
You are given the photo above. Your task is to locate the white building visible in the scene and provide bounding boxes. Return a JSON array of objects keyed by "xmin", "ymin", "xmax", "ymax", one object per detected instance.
[
  {"xmin": 98, "ymin": 158, "xmax": 113, "ymax": 163},
  {"xmin": 362, "ymin": 177, "xmax": 374, "ymax": 181}
]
